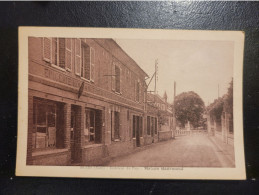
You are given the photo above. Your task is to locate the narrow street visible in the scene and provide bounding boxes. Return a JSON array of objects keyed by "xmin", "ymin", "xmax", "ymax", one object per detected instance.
[{"xmin": 106, "ymin": 133, "xmax": 235, "ymax": 167}]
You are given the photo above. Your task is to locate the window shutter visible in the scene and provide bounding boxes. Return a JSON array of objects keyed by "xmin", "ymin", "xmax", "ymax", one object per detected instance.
[
  {"xmin": 134, "ymin": 80, "xmax": 137, "ymax": 101},
  {"xmin": 139, "ymin": 82, "xmax": 141, "ymax": 102},
  {"xmin": 58, "ymin": 38, "xmax": 65, "ymax": 69},
  {"xmin": 75, "ymin": 39, "xmax": 81, "ymax": 76},
  {"xmin": 90, "ymin": 47, "xmax": 95, "ymax": 82},
  {"xmin": 120, "ymin": 67, "xmax": 122, "ymax": 94},
  {"xmin": 43, "ymin": 37, "xmax": 51, "ymax": 62},
  {"xmin": 65, "ymin": 38, "xmax": 72, "ymax": 71},
  {"xmin": 111, "ymin": 62, "xmax": 115, "ymax": 91}
]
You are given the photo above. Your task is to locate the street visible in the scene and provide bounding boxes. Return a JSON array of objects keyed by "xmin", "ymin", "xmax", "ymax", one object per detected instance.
[{"xmin": 106, "ymin": 133, "xmax": 235, "ymax": 167}]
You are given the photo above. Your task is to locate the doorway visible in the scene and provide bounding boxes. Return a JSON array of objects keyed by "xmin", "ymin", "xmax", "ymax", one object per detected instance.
[
  {"xmin": 133, "ymin": 115, "xmax": 141, "ymax": 147},
  {"xmin": 70, "ymin": 105, "xmax": 81, "ymax": 164}
]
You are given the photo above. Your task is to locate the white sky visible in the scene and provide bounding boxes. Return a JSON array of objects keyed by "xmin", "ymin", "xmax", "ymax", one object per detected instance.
[{"xmin": 115, "ymin": 39, "xmax": 234, "ymax": 105}]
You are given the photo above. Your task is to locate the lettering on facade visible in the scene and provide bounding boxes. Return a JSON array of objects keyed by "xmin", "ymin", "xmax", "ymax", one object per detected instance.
[
  {"xmin": 44, "ymin": 68, "xmax": 80, "ymax": 88},
  {"xmin": 43, "ymin": 68, "xmax": 143, "ymax": 110}
]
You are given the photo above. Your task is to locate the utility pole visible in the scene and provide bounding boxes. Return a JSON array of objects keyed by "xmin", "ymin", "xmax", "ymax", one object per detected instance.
[
  {"xmin": 173, "ymin": 81, "xmax": 176, "ymax": 138},
  {"xmin": 155, "ymin": 59, "xmax": 158, "ymax": 94}
]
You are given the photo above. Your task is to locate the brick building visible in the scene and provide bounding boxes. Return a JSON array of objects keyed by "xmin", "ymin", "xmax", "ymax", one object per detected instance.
[
  {"xmin": 147, "ymin": 92, "xmax": 173, "ymax": 142},
  {"xmin": 27, "ymin": 37, "xmax": 149, "ymax": 165}
]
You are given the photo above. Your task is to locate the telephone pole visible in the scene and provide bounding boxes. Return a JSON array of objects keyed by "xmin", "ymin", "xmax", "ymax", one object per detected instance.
[{"xmin": 173, "ymin": 81, "xmax": 176, "ymax": 138}]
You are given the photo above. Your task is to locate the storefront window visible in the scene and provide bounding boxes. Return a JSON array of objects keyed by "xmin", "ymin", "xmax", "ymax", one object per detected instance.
[
  {"xmin": 32, "ymin": 99, "xmax": 57, "ymax": 149},
  {"xmin": 84, "ymin": 108, "xmax": 102, "ymax": 144}
]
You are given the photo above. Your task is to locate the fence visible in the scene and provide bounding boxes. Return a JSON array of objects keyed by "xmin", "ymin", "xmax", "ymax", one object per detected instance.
[{"xmin": 175, "ymin": 129, "xmax": 208, "ymax": 136}]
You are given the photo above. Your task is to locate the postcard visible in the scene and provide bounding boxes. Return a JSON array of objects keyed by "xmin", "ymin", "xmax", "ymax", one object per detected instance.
[{"xmin": 16, "ymin": 27, "xmax": 246, "ymax": 179}]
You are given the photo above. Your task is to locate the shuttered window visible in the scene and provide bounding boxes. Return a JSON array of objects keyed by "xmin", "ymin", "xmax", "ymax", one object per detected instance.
[
  {"xmin": 43, "ymin": 37, "xmax": 51, "ymax": 62},
  {"xmin": 111, "ymin": 62, "xmax": 115, "ymax": 91},
  {"xmin": 90, "ymin": 47, "xmax": 95, "ymax": 82},
  {"xmin": 81, "ymin": 43, "xmax": 95, "ymax": 82},
  {"xmin": 65, "ymin": 38, "xmax": 72, "ymax": 71},
  {"xmin": 147, "ymin": 116, "xmax": 151, "ymax": 135},
  {"xmin": 115, "ymin": 65, "xmax": 120, "ymax": 93},
  {"xmin": 75, "ymin": 38, "xmax": 81, "ymax": 76},
  {"xmin": 58, "ymin": 38, "xmax": 65, "ymax": 69}
]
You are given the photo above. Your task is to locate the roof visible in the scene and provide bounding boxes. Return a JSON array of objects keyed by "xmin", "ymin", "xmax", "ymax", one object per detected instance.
[{"xmin": 94, "ymin": 39, "xmax": 149, "ymax": 78}]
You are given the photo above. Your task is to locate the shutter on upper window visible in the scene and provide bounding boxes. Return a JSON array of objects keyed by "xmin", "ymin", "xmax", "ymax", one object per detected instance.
[
  {"xmin": 75, "ymin": 39, "xmax": 81, "ymax": 76},
  {"xmin": 135, "ymin": 80, "xmax": 137, "ymax": 101},
  {"xmin": 120, "ymin": 67, "xmax": 122, "ymax": 94},
  {"xmin": 111, "ymin": 62, "xmax": 115, "ymax": 91},
  {"xmin": 65, "ymin": 38, "xmax": 72, "ymax": 71},
  {"xmin": 43, "ymin": 37, "xmax": 51, "ymax": 62},
  {"xmin": 139, "ymin": 82, "xmax": 141, "ymax": 102},
  {"xmin": 59, "ymin": 38, "xmax": 65, "ymax": 69},
  {"xmin": 90, "ymin": 47, "xmax": 95, "ymax": 82}
]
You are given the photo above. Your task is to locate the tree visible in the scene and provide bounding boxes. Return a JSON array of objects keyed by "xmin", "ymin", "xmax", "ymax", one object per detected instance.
[
  {"xmin": 174, "ymin": 91, "xmax": 205, "ymax": 128},
  {"xmin": 224, "ymin": 78, "xmax": 233, "ymax": 115}
]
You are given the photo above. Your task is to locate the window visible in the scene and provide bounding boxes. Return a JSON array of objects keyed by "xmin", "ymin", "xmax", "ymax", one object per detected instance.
[
  {"xmin": 147, "ymin": 116, "xmax": 151, "ymax": 135},
  {"xmin": 112, "ymin": 63, "xmax": 121, "ymax": 93},
  {"xmin": 133, "ymin": 116, "xmax": 136, "ymax": 138},
  {"xmin": 135, "ymin": 80, "xmax": 140, "ymax": 102},
  {"xmin": 84, "ymin": 108, "xmax": 102, "ymax": 144},
  {"xmin": 115, "ymin": 65, "xmax": 120, "ymax": 93},
  {"xmin": 81, "ymin": 42, "xmax": 95, "ymax": 81},
  {"xmin": 155, "ymin": 118, "xmax": 158, "ymax": 134},
  {"xmin": 151, "ymin": 117, "xmax": 154, "ymax": 136},
  {"xmin": 75, "ymin": 38, "xmax": 81, "ymax": 75},
  {"xmin": 139, "ymin": 116, "xmax": 143, "ymax": 137},
  {"xmin": 32, "ymin": 99, "xmax": 62, "ymax": 149},
  {"xmin": 43, "ymin": 37, "xmax": 71, "ymax": 70},
  {"xmin": 65, "ymin": 38, "xmax": 72, "ymax": 71},
  {"xmin": 133, "ymin": 115, "xmax": 142, "ymax": 138},
  {"xmin": 114, "ymin": 111, "xmax": 120, "ymax": 140}
]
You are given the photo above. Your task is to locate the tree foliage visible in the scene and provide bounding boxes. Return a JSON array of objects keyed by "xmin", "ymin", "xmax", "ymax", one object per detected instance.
[
  {"xmin": 224, "ymin": 78, "xmax": 233, "ymax": 115},
  {"xmin": 208, "ymin": 78, "xmax": 233, "ymax": 120},
  {"xmin": 174, "ymin": 91, "xmax": 205, "ymax": 128}
]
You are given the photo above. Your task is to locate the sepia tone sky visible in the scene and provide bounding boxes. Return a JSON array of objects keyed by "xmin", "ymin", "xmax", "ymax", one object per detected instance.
[{"xmin": 116, "ymin": 39, "xmax": 234, "ymax": 105}]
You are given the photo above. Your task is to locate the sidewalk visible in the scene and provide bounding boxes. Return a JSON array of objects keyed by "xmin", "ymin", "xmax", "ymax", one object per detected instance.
[
  {"xmin": 81, "ymin": 138, "xmax": 175, "ymax": 166},
  {"xmin": 208, "ymin": 135, "xmax": 235, "ymax": 167}
]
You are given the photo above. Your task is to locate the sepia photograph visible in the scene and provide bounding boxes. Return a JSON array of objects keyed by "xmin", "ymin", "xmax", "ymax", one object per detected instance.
[{"xmin": 16, "ymin": 27, "xmax": 245, "ymax": 179}]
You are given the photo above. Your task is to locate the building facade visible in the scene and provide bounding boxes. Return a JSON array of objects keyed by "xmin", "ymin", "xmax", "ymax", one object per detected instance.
[
  {"xmin": 146, "ymin": 92, "xmax": 173, "ymax": 142},
  {"xmin": 27, "ymin": 37, "xmax": 149, "ymax": 165}
]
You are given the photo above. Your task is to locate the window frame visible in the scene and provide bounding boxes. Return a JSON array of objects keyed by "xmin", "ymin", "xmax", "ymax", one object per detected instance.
[
  {"xmin": 33, "ymin": 99, "xmax": 57, "ymax": 150},
  {"xmin": 65, "ymin": 38, "xmax": 72, "ymax": 72}
]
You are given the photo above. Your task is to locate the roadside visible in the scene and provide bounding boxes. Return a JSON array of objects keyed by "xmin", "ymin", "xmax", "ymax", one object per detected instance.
[{"xmin": 208, "ymin": 135, "xmax": 235, "ymax": 167}]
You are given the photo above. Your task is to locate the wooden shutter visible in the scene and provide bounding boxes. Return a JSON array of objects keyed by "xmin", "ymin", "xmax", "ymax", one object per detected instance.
[
  {"xmin": 58, "ymin": 38, "xmax": 65, "ymax": 69},
  {"xmin": 65, "ymin": 38, "xmax": 72, "ymax": 71},
  {"xmin": 43, "ymin": 37, "xmax": 51, "ymax": 62},
  {"xmin": 134, "ymin": 80, "xmax": 137, "ymax": 101},
  {"xmin": 111, "ymin": 62, "xmax": 115, "ymax": 91},
  {"xmin": 90, "ymin": 47, "xmax": 95, "ymax": 82},
  {"xmin": 119, "ymin": 67, "xmax": 122, "ymax": 94},
  {"xmin": 75, "ymin": 39, "xmax": 81, "ymax": 76}
]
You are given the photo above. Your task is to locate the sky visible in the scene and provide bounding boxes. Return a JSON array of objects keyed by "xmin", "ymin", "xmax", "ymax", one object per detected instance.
[{"xmin": 115, "ymin": 39, "xmax": 234, "ymax": 106}]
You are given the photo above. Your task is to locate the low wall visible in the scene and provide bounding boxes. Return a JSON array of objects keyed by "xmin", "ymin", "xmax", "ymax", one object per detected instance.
[{"xmin": 158, "ymin": 130, "xmax": 172, "ymax": 141}]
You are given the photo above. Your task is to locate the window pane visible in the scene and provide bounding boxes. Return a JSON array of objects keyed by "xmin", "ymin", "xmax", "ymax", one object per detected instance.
[
  {"xmin": 37, "ymin": 103, "xmax": 46, "ymax": 126},
  {"xmin": 37, "ymin": 127, "xmax": 47, "ymax": 133},
  {"xmin": 115, "ymin": 66, "xmax": 120, "ymax": 92},
  {"xmin": 47, "ymin": 105, "xmax": 56, "ymax": 127}
]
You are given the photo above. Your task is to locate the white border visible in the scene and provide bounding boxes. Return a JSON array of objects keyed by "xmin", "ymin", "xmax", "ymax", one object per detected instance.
[{"xmin": 16, "ymin": 27, "xmax": 246, "ymax": 180}]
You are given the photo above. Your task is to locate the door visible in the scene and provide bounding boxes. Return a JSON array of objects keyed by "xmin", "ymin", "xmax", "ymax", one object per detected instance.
[
  {"xmin": 114, "ymin": 111, "xmax": 120, "ymax": 140},
  {"xmin": 136, "ymin": 116, "xmax": 140, "ymax": 147},
  {"xmin": 70, "ymin": 105, "xmax": 82, "ymax": 164},
  {"xmin": 70, "ymin": 107, "xmax": 76, "ymax": 163}
]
